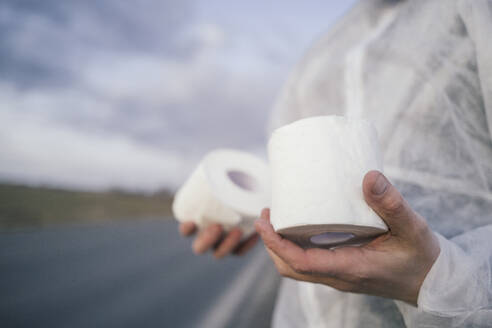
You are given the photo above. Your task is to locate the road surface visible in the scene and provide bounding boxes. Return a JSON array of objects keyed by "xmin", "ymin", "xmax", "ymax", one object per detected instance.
[{"xmin": 0, "ymin": 218, "xmax": 280, "ymax": 327}]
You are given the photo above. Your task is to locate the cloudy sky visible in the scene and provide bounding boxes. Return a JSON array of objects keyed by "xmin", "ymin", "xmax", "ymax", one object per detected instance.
[{"xmin": 0, "ymin": 0, "xmax": 356, "ymax": 192}]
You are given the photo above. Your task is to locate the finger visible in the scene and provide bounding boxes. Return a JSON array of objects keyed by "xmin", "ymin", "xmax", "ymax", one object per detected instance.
[
  {"xmin": 179, "ymin": 222, "xmax": 197, "ymax": 236},
  {"xmin": 260, "ymin": 207, "xmax": 270, "ymax": 220},
  {"xmin": 255, "ymin": 209, "xmax": 305, "ymax": 264},
  {"xmin": 233, "ymin": 233, "xmax": 259, "ymax": 256},
  {"xmin": 265, "ymin": 247, "xmax": 297, "ymax": 277},
  {"xmin": 192, "ymin": 224, "xmax": 223, "ymax": 254},
  {"xmin": 213, "ymin": 228, "xmax": 243, "ymax": 259},
  {"xmin": 256, "ymin": 208, "xmax": 357, "ymax": 276},
  {"xmin": 362, "ymin": 170, "xmax": 421, "ymax": 237},
  {"xmin": 266, "ymin": 248, "xmax": 352, "ymax": 289},
  {"xmin": 256, "ymin": 210, "xmax": 328, "ymax": 274},
  {"xmin": 266, "ymin": 248, "xmax": 317, "ymax": 281}
]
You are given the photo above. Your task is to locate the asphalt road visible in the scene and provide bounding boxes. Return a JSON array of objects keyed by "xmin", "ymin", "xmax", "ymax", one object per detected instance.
[{"xmin": 0, "ymin": 218, "xmax": 280, "ymax": 328}]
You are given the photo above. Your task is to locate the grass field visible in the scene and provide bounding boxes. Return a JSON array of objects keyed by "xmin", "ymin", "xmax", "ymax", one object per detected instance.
[{"xmin": 0, "ymin": 183, "xmax": 173, "ymax": 230}]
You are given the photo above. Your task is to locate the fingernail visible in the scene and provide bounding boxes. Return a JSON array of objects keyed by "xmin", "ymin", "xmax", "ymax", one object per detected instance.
[{"xmin": 372, "ymin": 173, "xmax": 388, "ymax": 195}]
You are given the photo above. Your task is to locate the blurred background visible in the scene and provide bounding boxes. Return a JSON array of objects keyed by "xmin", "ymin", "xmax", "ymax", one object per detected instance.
[{"xmin": 0, "ymin": 1, "xmax": 356, "ymax": 327}]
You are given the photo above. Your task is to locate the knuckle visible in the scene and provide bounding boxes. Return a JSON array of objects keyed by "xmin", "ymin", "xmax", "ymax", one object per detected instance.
[
  {"xmin": 291, "ymin": 261, "xmax": 308, "ymax": 274},
  {"xmin": 412, "ymin": 218, "xmax": 429, "ymax": 235},
  {"xmin": 382, "ymin": 191, "xmax": 405, "ymax": 215},
  {"xmin": 264, "ymin": 238, "xmax": 275, "ymax": 250},
  {"xmin": 264, "ymin": 238, "xmax": 279, "ymax": 251}
]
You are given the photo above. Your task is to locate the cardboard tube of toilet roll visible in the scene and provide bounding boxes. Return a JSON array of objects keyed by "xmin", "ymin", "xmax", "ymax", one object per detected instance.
[
  {"xmin": 172, "ymin": 149, "xmax": 270, "ymax": 236},
  {"xmin": 268, "ymin": 115, "xmax": 388, "ymax": 248}
]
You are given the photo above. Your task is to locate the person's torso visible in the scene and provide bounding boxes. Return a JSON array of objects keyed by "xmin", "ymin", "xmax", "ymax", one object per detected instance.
[{"xmin": 270, "ymin": 0, "xmax": 492, "ymax": 327}]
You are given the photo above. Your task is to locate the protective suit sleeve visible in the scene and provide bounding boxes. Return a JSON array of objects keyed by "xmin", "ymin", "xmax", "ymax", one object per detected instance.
[
  {"xmin": 396, "ymin": 229, "xmax": 492, "ymax": 327},
  {"xmin": 395, "ymin": 1, "xmax": 492, "ymax": 326}
]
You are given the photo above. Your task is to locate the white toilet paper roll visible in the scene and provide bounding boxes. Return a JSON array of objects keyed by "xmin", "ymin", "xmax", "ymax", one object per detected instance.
[
  {"xmin": 172, "ymin": 149, "xmax": 270, "ymax": 236},
  {"xmin": 268, "ymin": 115, "xmax": 388, "ymax": 248}
]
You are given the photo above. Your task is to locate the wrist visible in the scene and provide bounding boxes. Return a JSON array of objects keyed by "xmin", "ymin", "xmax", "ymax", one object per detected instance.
[
  {"xmin": 414, "ymin": 231, "xmax": 442, "ymax": 307},
  {"xmin": 401, "ymin": 229, "xmax": 441, "ymax": 305}
]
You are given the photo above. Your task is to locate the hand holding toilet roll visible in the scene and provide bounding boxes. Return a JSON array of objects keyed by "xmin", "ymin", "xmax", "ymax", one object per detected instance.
[
  {"xmin": 256, "ymin": 171, "xmax": 441, "ymax": 305},
  {"xmin": 174, "ymin": 149, "xmax": 269, "ymax": 259},
  {"xmin": 268, "ymin": 116, "xmax": 389, "ymax": 248}
]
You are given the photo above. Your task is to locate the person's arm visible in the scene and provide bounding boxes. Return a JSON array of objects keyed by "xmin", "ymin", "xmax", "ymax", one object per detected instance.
[
  {"xmin": 394, "ymin": 226, "xmax": 492, "ymax": 327},
  {"xmin": 255, "ymin": 171, "xmax": 441, "ymax": 305},
  {"xmin": 255, "ymin": 171, "xmax": 492, "ymax": 326}
]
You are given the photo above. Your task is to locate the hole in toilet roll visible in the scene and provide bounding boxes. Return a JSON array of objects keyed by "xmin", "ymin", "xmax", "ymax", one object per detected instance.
[
  {"xmin": 310, "ymin": 232, "xmax": 355, "ymax": 245},
  {"xmin": 227, "ymin": 170, "xmax": 259, "ymax": 192}
]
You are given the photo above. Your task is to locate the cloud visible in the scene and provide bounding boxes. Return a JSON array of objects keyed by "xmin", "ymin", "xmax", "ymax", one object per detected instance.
[
  {"xmin": 0, "ymin": 0, "xmax": 192, "ymax": 87},
  {"xmin": 0, "ymin": 1, "xmax": 355, "ymax": 191},
  {"xmin": 0, "ymin": 110, "xmax": 187, "ymax": 192},
  {"xmin": 0, "ymin": 1, "xmax": 283, "ymax": 191}
]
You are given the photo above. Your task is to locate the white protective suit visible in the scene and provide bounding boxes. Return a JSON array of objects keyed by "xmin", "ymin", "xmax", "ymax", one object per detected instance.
[{"xmin": 269, "ymin": 0, "xmax": 492, "ymax": 327}]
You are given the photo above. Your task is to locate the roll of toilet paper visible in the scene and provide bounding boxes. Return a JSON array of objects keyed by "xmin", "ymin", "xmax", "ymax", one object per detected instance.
[
  {"xmin": 268, "ymin": 115, "xmax": 388, "ymax": 248},
  {"xmin": 172, "ymin": 149, "xmax": 270, "ymax": 236}
]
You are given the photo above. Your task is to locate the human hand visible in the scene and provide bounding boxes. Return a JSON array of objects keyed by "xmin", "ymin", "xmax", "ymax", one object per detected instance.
[
  {"xmin": 179, "ymin": 222, "xmax": 259, "ymax": 259},
  {"xmin": 255, "ymin": 170, "xmax": 440, "ymax": 305}
]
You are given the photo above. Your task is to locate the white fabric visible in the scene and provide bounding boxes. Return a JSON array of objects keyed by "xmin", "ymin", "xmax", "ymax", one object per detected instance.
[{"xmin": 269, "ymin": 0, "xmax": 492, "ymax": 327}]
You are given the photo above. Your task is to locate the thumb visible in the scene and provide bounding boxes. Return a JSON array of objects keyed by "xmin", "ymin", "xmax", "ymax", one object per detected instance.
[{"xmin": 363, "ymin": 170, "xmax": 419, "ymax": 236}]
